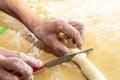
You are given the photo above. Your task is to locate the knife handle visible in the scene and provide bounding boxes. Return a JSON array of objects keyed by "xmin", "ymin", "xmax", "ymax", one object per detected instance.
[{"xmin": 12, "ymin": 64, "xmax": 46, "ymax": 77}]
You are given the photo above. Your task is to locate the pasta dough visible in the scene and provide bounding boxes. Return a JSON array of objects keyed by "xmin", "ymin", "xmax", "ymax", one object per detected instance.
[
  {"xmin": 71, "ymin": 48, "xmax": 106, "ymax": 80},
  {"xmin": 0, "ymin": 0, "xmax": 120, "ymax": 80}
]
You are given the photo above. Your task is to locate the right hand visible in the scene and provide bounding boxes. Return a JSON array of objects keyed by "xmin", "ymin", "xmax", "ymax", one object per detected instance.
[
  {"xmin": 0, "ymin": 47, "xmax": 43, "ymax": 80},
  {"xmin": 30, "ymin": 17, "xmax": 84, "ymax": 56}
]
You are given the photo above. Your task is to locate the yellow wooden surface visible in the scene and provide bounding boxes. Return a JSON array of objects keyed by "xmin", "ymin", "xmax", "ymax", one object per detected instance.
[{"xmin": 0, "ymin": 0, "xmax": 120, "ymax": 80}]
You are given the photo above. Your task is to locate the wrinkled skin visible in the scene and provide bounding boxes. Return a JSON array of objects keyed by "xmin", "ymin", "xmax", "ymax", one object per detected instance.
[
  {"xmin": 0, "ymin": 17, "xmax": 84, "ymax": 80},
  {"xmin": 0, "ymin": 47, "xmax": 43, "ymax": 80},
  {"xmin": 0, "ymin": 18, "xmax": 84, "ymax": 80},
  {"xmin": 0, "ymin": 0, "xmax": 84, "ymax": 80},
  {"xmin": 31, "ymin": 17, "xmax": 84, "ymax": 56}
]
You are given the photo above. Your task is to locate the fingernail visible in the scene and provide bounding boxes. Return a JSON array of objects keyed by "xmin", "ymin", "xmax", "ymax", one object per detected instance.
[
  {"xmin": 36, "ymin": 60, "xmax": 43, "ymax": 67},
  {"xmin": 77, "ymin": 44, "xmax": 83, "ymax": 50}
]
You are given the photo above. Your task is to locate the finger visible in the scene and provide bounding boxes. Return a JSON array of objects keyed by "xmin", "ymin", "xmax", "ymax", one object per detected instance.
[
  {"xmin": 1, "ymin": 48, "xmax": 43, "ymax": 68},
  {"xmin": 20, "ymin": 52, "xmax": 43, "ymax": 68},
  {"xmin": 79, "ymin": 30, "xmax": 84, "ymax": 41},
  {"xmin": 57, "ymin": 21, "xmax": 83, "ymax": 49},
  {"xmin": 43, "ymin": 35, "xmax": 70, "ymax": 56},
  {"xmin": 0, "ymin": 57, "xmax": 33, "ymax": 80},
  {"xmin": 69, "ymin": 20, "xmax": 84, "ymax": 40},
  {"xmin": 68, "ymin": 20, "xmax": 84, "ymax": 31},
  {"xmin": 0, "ymin": 68, "xmax": 19, "ymax": 80}
]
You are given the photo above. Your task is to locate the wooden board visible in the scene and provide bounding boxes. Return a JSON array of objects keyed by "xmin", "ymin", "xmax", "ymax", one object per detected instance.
[{"xmin": 0, "ymin": 0, "xmax": 120, "ymax": 80}]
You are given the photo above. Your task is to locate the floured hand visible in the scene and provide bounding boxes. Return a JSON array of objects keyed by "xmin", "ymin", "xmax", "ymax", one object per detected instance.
[
  {"xmin": 0, "ymin": 0, "xmax": 84, "ymax": 57},
  {"xmin": 30, "ymin": 17, "xmax": 84, "ymax": 56},
  {"xmin": 0, "ymin": 47, "xmax": 43, "ymax": 80}
]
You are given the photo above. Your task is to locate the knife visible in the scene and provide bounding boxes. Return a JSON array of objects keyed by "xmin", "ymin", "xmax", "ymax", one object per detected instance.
[{"xmin": 12, "ymin": 48, "xmax": 93, "ymax": 77}]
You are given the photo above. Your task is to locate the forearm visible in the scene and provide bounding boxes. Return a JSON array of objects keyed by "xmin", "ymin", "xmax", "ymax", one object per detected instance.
[{"xmin": 0, "ymin": 0, "xmax": 42, "ymax": 31}]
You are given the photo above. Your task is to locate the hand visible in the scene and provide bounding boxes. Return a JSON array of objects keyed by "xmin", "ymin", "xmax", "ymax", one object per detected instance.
[
  {"xmin": 0, "ymin": 47, "xmax": 43, "ymax": 80},
  {"xmin": 30, "ymin": 17, "xmax": 84, "ymax": 56},
  {"xmin": 0, "ymin": 0, "xmax": 84, "ymax": 57}
]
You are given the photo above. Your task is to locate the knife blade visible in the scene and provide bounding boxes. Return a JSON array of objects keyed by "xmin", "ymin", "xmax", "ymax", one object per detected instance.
[
  {"xmin": 46, "ymin": 48, "xmax": 93, "ymax": 68},
  {"xmin": 12, "ymin": 48, "xmax": 93, "ymax": 77}
]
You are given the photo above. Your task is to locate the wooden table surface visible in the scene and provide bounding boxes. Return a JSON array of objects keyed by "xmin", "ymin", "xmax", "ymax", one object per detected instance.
[{"xmin": 0, "ymin": 0, "xmax": 120, "ymax": 80}]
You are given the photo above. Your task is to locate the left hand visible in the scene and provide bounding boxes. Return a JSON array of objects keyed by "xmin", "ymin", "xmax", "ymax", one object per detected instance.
[
  {"xmin": 0, "ymin": 47, "xmax": 43, "ymax": 80},
  {"xmin": 29, "ymin": 17, "xmax": 84, "ymax": 56}
]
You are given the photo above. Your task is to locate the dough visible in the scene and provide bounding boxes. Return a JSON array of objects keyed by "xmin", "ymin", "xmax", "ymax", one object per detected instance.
[
  {"xmin": 1, "ymin": 0, "xmax": 120, "ymax": 80},
  {"xmin": 71, "ymin": 48, "xmax": 107, "ymax": 80}
]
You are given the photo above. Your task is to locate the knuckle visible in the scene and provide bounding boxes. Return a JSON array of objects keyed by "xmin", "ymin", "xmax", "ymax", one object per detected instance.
[
  {"xmin": 46, "ymin": 36, "xmax": 54, "ymax": 42},
  {"xmin": 54, "ymin": 19, "xmax": 66, "ymax": 26},
  {"xmin": 54, "ymin": 19, "xmax": 69, "ymax": 32},
  {"xmin": 55, "ymin": 45, "xmax": 63, "ymax": 52},
  {"xmin": 12, "ymin": 58, "xmax": 25, "ymax": 67},
  {"xmin": 12, "ymin": 57, "xmax": 24, "ymax": 63},
  {"xmin": 80, "ymin": 23, "xmax": 85, "ymax": 27},
  {"xmin": 7, "ymin": 57, "xmax": 23, "ymax": 65},
  {"xmin": 9, "ymin": 50, "xmax": 22, "ymax": 58},
  {"xmin": 74, "ymin": 31, "xmax": 80, "ymax": 36},
  {"xmin": 31, "ymin": 58, "xmax": 43, "ymax": 67},
  {"xmin": 14, "ymin": 52, "xmax": 21, "ymax": 58},
  {"xmin": 80, "ymin": 23, "xmax": 85, "ymax": 30},
  {"xmin": 20, "ymin": 65, "xmax": 33, "ymax": 79},
  {"xmin": 8, "ymin": 57, "xmax": 25, "ymax": 68},
  {"xmin": 24, "ymin": 65, "xmax": 33, "ymax": 76},
  {"xmin": 71, "ymin": 21, "xmax": 85, "ymax": 30},
  {"xmin": 55, "ymin": 45, "xmax": 69, "ymax": 56}
]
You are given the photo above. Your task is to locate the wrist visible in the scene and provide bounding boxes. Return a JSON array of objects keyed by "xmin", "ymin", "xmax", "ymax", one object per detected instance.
[
  {"xmin": 2, "ymin": 0, "xmax": 44, "ymax": 32},
  {"xmin": 23, "ymin": 14, "xmax": 44, "ymax": 33}
]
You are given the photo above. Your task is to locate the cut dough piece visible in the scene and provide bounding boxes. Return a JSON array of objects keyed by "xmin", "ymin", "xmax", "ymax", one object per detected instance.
[{"xmin": 71, "ymin": 48, "xmax": 107, "ymax": 80}]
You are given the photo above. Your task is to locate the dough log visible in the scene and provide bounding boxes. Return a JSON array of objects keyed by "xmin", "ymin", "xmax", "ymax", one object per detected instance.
[{"xmin": 71, "ymin": 49, "xmax": 107, "ymax": 80}]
